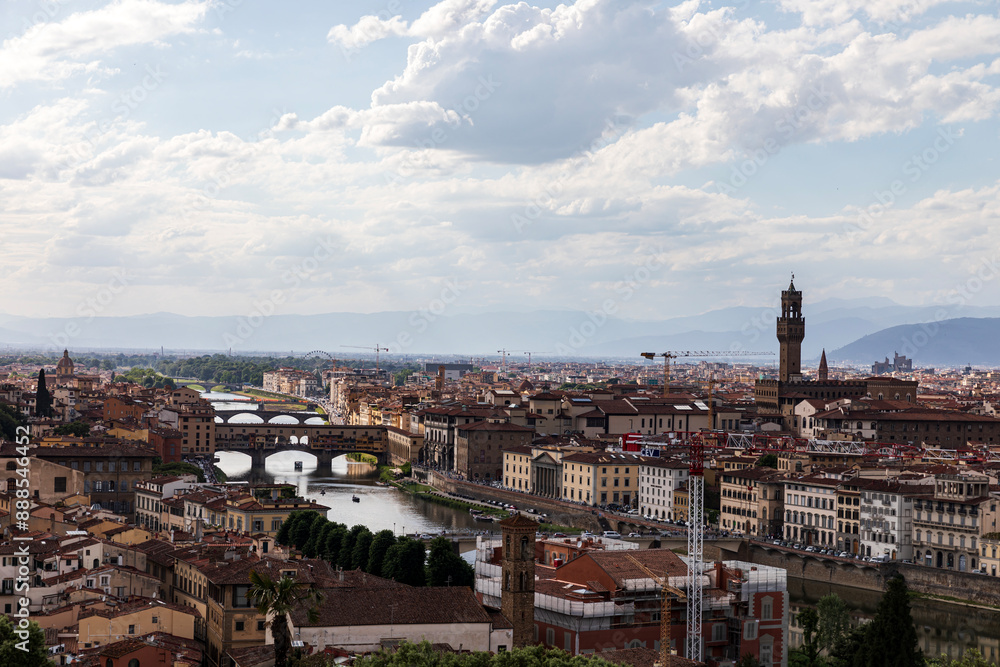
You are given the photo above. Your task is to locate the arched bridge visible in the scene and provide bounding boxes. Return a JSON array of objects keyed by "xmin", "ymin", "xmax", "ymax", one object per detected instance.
[
  {"xmin": 214, "ymin": 409, "xmax": 328, "ymax": 425},
  {"xmin": 213, "ymin": 424, "xmax": 389, "ymax": 469}
]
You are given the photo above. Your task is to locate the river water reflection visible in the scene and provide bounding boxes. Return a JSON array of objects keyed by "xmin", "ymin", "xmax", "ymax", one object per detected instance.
[
  {"xmin": 214, "ymin": 451, "xmax": 488, "ymax": 539},
  {"xmin": 215, "ymin": 451, "xmax": 1000, "ymax": 659}
]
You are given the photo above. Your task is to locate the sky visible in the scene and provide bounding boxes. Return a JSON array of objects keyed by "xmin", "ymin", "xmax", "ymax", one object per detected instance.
[{"xmin": 1, "ymin": 0, "xmax": 999, "ymax": 325}]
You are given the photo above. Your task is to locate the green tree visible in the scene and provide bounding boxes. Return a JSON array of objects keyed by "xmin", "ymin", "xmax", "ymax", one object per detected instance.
[
  {"xmin": 367, "ymin": 530, "xmax": 397, "ymax": 576},
  {"xmin": 737, "ymin": 654, "xmax": 762, "ymax": 667},
  {"xmin": 52, "ymin": 420, "xmax": 90, "ymax": 437},
  {"xmin": 382, "ymin": 538, "xmax": 426, "ymax": 586},
  {"xmin": 426, "ymin": 537, "xmax": 474, "ymax": 587},
  {"xmin": 755, "ymin": 453, "xmax": 778, "ymax": 468},
  {"xmin": 792, "ymin": 608, "xmax": 821, "ymax": 667},
  {"xmin": 35, "ymin": 370, "xmax": 52, "ymax": 418},
  {"xmin": 0, "ymin": 404, "xmax": 26, "ymax": 442},
  {"xmin": 816, "ymin": 593, "xmax": 850, "ymax": 653},
  {"xmin": 276, "ymin": 512, "xmax": 305, "ymax": 546},
  {"xmin": 291, "ymin": 512, "xmax": 324, "ymax": 551},
  {"xmin": 352, "ymin": 528, "xmax": 374, "ymax": 570},
  {"xmin": 927, "ymin": 648, "xmax": 993, "ymax": 667},
  {"xmin": 302, "ymin": 516, "xmax": 331, "ymax": 558},
  {"xmin": 324, "ymin": 526, "xmax": 347, "ymax": 562},
  {"xmin": 248, "ymin": 570, "xmax": 323, "ymax": 667},
  {"xmin": 828, "ymin": 625, "xmax": 867, "ymax": 667},
  {"xmin": 354, "ymin": 640, "xmax": 619, "ymax": 667},
  {"xmin": 0, "ymin": 615, "xmax": 53, "ymax": 667},
  {"xmin": 858, "ymin": 575, "xmax": 922, "ymax": 667}
]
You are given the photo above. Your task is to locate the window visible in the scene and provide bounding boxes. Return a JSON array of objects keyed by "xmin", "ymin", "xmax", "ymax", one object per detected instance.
[
  {"xmin": 54, "ymin": 477, "xmax": 67, "ymax": 493},
  {"xmin": 761, "ymin": 596, "xmax": 773, "ymax": 620},
  {"xmin": 235, "ymin": 621, "xmax": 245, "ymax": 632},
  {"xmin": 257, "ymin": 620, "xmax": 266, "ymax": 631},
  {"xmin": 233, "ymin": 585, "xmax": 252, "ymax": 607},
  {"xmin": 546, "ymin": 628, "xmax": 555, "ymax": 646},
  {"xmin": 128, "ymin": 660, "xmax": 139, "ymax": 667},
  {"xmin": 128, "ymin": 624, "xmax": 135, "ymax": 634},
  {"xmin": 712, "ymin": 623, "xmax": 726, "ymax": 642}
]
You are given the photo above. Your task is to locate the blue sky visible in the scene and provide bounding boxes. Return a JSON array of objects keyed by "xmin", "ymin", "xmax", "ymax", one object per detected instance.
[{"xmin": 1, "ymin": 0, "xmax": 998, "ymax": 329}]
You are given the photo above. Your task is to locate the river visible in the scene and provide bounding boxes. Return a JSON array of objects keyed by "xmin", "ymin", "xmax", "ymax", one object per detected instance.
[
  {"xmin": 213, "ymin": 452, "xmax": 1000, "ymax": 661},
  {"xmin": 214, "ymin": 451, "xmax": 488, "ymax": 540}
]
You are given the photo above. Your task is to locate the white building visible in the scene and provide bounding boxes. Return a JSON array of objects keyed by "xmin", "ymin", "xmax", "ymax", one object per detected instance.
[
  {"xmin": 783, "ymin": 473, "xmax": 839, "ymax": 547},
  {"xmin": 854, "ymin": 479, "xmax": 915, "ymax": 561},
  {"xmin": 638, "ymin": 457, "xmax": 689, "ymax": 521}
]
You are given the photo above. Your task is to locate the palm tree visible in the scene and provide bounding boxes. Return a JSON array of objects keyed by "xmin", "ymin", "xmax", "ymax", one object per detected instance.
[{"xmin": 248, "ymin": 569, "xmax": 324, "ymax": 667}]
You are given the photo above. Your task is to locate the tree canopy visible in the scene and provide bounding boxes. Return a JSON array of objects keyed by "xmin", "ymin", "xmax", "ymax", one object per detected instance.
[
  {"xmin": 354, "ymin": 640, "xmax": 622, "ymax": 667},
  {"xmin": 0, "ymin": 616, "xmax": 53, "ymax": 667}
]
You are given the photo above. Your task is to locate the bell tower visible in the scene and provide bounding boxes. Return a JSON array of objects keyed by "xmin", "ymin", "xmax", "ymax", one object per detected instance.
[
  {"xmin": 776, "ymin": 276, "xmax": 805, "ymax": 382},
  {"xmin": 500, "ymin": 513, "xmax": 538, "ymax": 647}
]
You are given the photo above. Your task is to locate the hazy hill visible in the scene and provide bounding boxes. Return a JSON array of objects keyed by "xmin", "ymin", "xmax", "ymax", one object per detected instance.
[{"xmin": 830, "ymin": 317, "xmax": 1000, "ymax": 367}]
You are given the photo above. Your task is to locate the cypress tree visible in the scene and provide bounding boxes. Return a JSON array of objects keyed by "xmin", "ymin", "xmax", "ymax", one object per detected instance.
[
  {"xmin": 351, "ymin": 528, "xmax": 374, "ymax": 570},
  {"xmin": 859, "ymin": 575, "xmax": 922, "ymax": 667},
  {"xmin": 35, "ymin": 369, "xmax": 52, "ymax": 418},
  {"xmin": 367, "ymin": 530, "xmax": 397, "ymax": 576}
]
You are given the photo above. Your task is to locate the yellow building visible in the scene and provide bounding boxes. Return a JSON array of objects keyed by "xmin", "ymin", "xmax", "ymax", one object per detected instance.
[
  {"xmin": 503, "ymin": 446, "xmax": 533, "ymax": 492},
  {"xmin": 78, "ymin": 599, "xmax": 198, "ymax": 648},
  {"xmin": 560, "ymin": 452, "xmax": 646, "ymax": 508},
  {"xmin": 979, "ymin": 534, "xmax": 1000, "ymax": 576}
]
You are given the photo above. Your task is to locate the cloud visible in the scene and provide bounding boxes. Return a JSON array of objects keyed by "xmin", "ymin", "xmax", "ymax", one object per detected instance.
[
  {"xmin": 0, "ymin": 0, "xmax": 209, "ymax": 88},
  {"xmin": 316, "ymin": 0, "xmax": 1000, "ymax": 167}
]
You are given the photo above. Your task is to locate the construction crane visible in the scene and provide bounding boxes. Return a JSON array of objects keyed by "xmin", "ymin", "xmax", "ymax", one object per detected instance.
[
  {"xmin": 497, "ymin": 349, "xmax": 510, "ymax": 375},
  {"xmin": 639, "ymin": 350, "xmax": 774, "ymax": 397},
  {"xmin": 340, "ymin": 345, "xmax": 389, "ymax": 375},
  {"xmin": 625, "ymin": 553, "xmax": 686, "ymax": 667}
]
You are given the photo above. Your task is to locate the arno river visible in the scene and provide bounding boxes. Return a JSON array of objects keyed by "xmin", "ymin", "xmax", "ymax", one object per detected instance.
[{"xmin": 214, "ymin": 451, "xmax": 1000, "ymax": 663}]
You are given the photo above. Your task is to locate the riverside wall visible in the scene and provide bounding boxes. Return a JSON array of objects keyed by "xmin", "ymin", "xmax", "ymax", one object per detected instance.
[{"xmin": 725, "ymin": 542, "xmax": 1000, "ymax": 606}]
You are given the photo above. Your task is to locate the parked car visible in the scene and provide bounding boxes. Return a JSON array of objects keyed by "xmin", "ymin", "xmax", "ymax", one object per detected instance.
[{"xmin": 603, "ymin": 530, "xmax": 622, "ymax": 539}]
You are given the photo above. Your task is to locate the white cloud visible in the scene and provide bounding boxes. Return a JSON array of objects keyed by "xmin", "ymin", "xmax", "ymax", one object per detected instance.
[{"xmin": 0, "ymin": 0, "xmax": 209, "ymax": 88}]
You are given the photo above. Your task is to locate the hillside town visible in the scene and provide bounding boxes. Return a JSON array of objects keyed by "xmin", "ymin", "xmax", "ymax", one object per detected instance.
[{"xmin": 1, "ymin": 284, "xmax": 1000, "ymax": 667}]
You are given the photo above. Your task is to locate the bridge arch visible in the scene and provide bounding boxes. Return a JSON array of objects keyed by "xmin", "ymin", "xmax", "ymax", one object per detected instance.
[
  {"xmin": 229, "ymin": 413, "xmax": 265, "ymax": 424},
  {"xmin": 268, "ymin": 415, "xmax": 300, "ymax": 425}
]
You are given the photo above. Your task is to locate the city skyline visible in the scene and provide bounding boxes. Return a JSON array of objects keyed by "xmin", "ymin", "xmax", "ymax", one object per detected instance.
[{"xmin": 2, "ymin": 0, "xmax": 999, "ymax": 324}]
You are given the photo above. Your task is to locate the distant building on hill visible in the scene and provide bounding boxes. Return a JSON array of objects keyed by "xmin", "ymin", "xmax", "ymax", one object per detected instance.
[{"xmin": 872, "ymin": 352, "xmax": 913, "ymax": 375}]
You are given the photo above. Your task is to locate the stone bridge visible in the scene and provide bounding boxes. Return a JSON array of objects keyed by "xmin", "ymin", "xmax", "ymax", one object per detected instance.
[
  {"xmin": 214, "ymin": 409, "xmax": 327, "ymax": 425},
  {"xmin": 214, "ymin": 444, "xmax": 386, "ymax": 469}
]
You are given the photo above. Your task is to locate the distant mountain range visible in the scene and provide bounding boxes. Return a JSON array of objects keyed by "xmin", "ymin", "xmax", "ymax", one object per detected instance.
[
  {"xmin": 829, "ymin": 318, "xmax": 1000, "ymax": 367},
  {"xmin": 0, "ymin": 297, "xmax": 997, "ymax": 366}
]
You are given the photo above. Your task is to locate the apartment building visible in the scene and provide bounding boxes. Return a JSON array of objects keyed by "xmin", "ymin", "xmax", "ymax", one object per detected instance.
[
  {"xmin": 454, "ymin": 420, "xmax": 534, "ymax": 481},
  {"xmin": 720, "ymin": 467, "xmax": 784, "ymax": 538},
  {"xmin": 560, "ymin": 452, "xmax": 645, "ymax": 507},
  {"xmin": 853, "ymin": 479, "xmax": 915, "ymax": 561},
  {"xmin": 782, "ymin": 474, "xmax": 839, "ymax": 547},
  {"xmin": 912, "ymin": 473, "xmax": 997, "ymax": 571},
  {"xmin": 638, "ymin": 457, "xmax": 689, "ymax": 521}
]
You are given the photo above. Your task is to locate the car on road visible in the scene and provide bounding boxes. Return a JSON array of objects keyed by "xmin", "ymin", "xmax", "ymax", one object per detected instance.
[
  {"xmin": 603, "ymin": 531, "xmax": 622, "ymax": 539},
  {"xmin": 627, "ymin": 532, "xmax": 642, "ymax": 538}
]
